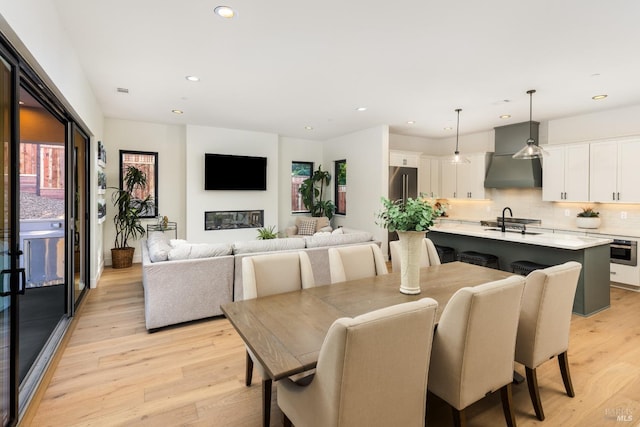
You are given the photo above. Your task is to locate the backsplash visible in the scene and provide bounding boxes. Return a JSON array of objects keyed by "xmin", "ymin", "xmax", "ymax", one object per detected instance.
[{"xmin": 442, "ymin": 188, "xmax": 640, "ymax": 236}]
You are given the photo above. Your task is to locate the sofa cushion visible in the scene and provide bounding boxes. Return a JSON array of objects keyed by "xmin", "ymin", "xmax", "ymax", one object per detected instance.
[
  {"xmin": 232, "ymin": 238, "xmax": 306, "ymax": 254},
  {"xmin": 297, "ymin": 218, "xmax": 317, "ymax": 236},
  {"xmin": 294, "ymin": 216, "xmax": 331, "ymax": 232},
  {"xmin": 147, "ymin": 231, "xmax": 172, "ymax": 262},
  {"xmin": 168, "ymin": 242, "xmax": 233, "ymax": 261},
  {"xmin": 304, "ymin": 231, "xmax": 374, "ymax": 248}
]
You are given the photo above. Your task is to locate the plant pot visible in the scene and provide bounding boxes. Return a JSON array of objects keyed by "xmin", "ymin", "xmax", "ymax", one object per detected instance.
[
  {"xmin": 111, "ymin": 247, "xmax": 135, "ymax": 269},
  {"xmin": 576, "ymin": 217, "xmax": 601, "ymax": 229},
  {"xmin": 397, "ymin": 230, "xmax": 426, "ymax": 295}
]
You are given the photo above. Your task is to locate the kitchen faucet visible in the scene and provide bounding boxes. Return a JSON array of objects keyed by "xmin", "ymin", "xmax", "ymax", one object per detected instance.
[{"xmin": 501, "ymin": 207, "xmax": 513, "ymax": 232}]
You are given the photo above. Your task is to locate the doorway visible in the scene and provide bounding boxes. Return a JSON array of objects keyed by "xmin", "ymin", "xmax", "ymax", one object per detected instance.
[{"xmin": 0, "ymin": 35, "xmax": 91, "ymax": 426}]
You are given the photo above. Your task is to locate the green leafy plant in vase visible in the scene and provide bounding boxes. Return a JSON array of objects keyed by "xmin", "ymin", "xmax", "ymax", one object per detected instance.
[{"xmin": 376, "ymin": 196, "xmax": 435, "ymax": 295}]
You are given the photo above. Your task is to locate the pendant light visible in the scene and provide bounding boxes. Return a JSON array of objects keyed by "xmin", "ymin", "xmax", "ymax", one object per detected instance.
[
  {"xmin": 513, "ymin": 89, "xmax": 549, "ymax": 159},
  {"xmin": 450, "ymin": 108, "xmax": 470, "ymax": 164}
]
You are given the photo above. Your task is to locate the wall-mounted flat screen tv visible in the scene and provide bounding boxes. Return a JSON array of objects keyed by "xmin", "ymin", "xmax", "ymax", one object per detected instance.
[{"xmin": 204, "ymin": 153, "xmax": 267, "ymax": 190}]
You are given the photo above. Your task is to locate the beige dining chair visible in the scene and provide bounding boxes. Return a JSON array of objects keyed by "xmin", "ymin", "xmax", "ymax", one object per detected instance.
[
  {"xmin": 427, "ymin": 275, "xmax": 526, "ymax": 427},
  {"xmin": 242, "ymin": 251, "xmax": 316, "ymax": 427},
  {"xmin": 328, "ymin": 243, "xmax": 388, "ymax": 283},
  {"xmin": 277, "ymin": 297, "xmax": 439, "ymax": 427},
  {"xmin": 389, "ymin": 237, "xmax": 441, "ymax": 272},
  {"xmin": 515, "ymin": 261, "xmax": 582, "ymax": 421}
]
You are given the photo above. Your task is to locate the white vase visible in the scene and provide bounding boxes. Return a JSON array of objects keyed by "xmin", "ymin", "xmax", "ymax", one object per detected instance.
[
  {"xmin": 397, "ymin": 230, "xmax": 425, "ymax": 295},
  {"xmin": 576, "ymin": 217, "xmax": 601, "ymax": 229}
]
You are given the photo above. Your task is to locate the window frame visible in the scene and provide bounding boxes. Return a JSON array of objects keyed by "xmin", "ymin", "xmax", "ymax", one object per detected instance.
[
  {"xmin": 291, "ymin": 161, "xmax": 313, "ymax": 213},
  {"xmin": 335, "ymin": 159, "xmax": 347, "ymax": 215}
]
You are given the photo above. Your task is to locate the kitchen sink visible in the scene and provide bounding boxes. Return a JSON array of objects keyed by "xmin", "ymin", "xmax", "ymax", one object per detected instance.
[{"xmin": 484, "ymin": 227, "xmax": 542, "ymax": 236}]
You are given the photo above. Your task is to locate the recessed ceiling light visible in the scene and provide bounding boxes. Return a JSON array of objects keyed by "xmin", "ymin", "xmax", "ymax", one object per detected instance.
[
  {"xmin": 499, "ymin": 114, "xmax": 511, "ymax": 119},
  {"xmin": 116, "ymin": 87, "xmax": 129, "ymax": 94},
  {"xmin": 214, "ymin": 6, "xmax": 235, "ymax": 18},
  {"xmin": 172, "ymin": 109, "xmax": 184, "ymax": 115},
  {"xmin": 407, "ymin": 120, "xmax": 415, "ymax": 125},
  {"xmin": 592, "ymin": 94, "xmax": 608, "ymax": 100},
  {"xmin": 305, "ymin": 126, "xmax": 313, "ymax": 130},
  {"xmin": 185, "ymin": 75, "xmax": 200, "ymax": 82},
  {"xmin": 444, "ymin": 127, "xmax": 453, "ymax": 131},
  {"xmin": 356, "ymin": 107, "xmax": 367, "ymax": 112}
]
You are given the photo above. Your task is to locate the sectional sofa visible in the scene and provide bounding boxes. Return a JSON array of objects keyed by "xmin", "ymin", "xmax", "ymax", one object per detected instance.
[{"xmin": 140, "ymin": 227, "xmax": 379, "ymax": 331}]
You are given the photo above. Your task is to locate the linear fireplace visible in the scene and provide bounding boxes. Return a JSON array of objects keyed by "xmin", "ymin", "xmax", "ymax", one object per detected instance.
[{"xmin": 204, "ymin": 210, "xmax": 264, "ymax": 230}]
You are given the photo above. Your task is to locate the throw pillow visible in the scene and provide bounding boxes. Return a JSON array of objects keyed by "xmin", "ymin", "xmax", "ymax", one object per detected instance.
[
  {"xmin": 331, "ymin": 227, "xmax": 344, "ymax": 235},
  {"xmin": 297, "ymin": 218, "xmax": 317, "ymax": 236}
]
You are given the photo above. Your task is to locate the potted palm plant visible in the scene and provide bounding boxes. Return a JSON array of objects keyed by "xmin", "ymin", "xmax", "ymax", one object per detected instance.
[
  {"xmin": 298, "ymin": 165, "xmax": 336, "ymax": 220},
  {"xmin": 111, "ymin": 165, "xmax": 155, "ymax": 268},
  {"xmin": 376, "ymin": 196, "xmax": 435, "ymax": 294}
]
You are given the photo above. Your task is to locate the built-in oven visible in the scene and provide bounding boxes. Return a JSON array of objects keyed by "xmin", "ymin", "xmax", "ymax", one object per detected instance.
[{"xmin": 610, "ymin": 239, "xmax": 637, "ymax": 266}]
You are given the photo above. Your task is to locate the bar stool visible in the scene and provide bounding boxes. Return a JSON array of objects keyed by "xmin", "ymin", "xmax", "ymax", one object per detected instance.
[
  {"xmin": 458, "ymin": 251, "xmax": 500, "ymax": 269},
  {"xmin": 510, "ymin": 260, "xmax": 551, "ymax": 276},
  {"xmin": 434, "ymin": 245, "xmax": 456, "ymax": 263}
]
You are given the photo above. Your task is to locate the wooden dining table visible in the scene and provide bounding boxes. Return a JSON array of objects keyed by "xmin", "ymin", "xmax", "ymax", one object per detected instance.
[{"xmin": 220, "ymin": 261, "xmax": 515, "ymax": 383}]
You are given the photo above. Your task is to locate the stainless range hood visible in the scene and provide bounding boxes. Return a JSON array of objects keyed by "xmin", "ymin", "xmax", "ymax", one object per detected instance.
[{"xmin": 484, "ymin": 121, "xmax": 542, "ymax": 188}]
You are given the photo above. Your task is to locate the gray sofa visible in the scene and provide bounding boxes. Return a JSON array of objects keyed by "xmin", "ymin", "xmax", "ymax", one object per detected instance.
[{"xmin": 140, "ymin": 228, "xmax": 379, "ymax": 331}]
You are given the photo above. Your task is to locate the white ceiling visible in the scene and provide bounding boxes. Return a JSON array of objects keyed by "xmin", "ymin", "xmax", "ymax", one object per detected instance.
[{"xmin": 52, "ymin": 0, "xmax": 640, "ymax": 141}]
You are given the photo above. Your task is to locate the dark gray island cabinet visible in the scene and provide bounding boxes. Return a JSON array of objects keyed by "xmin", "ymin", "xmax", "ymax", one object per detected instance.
[{"xmin": 428, "ymin": 225, "xmax": 612, "ymax": 316}]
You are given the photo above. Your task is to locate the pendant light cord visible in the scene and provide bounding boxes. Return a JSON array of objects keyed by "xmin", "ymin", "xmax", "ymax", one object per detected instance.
[
  {"xmin": 527, "ymin": 90, "xmax": 536, "ymax": 143},
  {"xmin": 455, "ymin": 108, "xmax": 462, "ymax": 152}
]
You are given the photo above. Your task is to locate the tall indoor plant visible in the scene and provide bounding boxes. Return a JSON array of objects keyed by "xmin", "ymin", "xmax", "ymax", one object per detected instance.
[
  {"xmin": 111, "ymin": 165, "xmax": 154, "ymax": 268},
  {"xmin": 376, "ymin": 196, "xmax": 435, "ymax": 294},
  {"xmin": 299, "ymin": 164, "xmax": 336, "ymax": 220}
]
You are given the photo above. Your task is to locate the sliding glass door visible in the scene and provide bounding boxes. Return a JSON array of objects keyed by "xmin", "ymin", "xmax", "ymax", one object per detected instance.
[
  {"xmin": 0, "ymin": 45, "xmax": 19, "ymax": 427},
  {"xmin": 0, "ymin": 33, "xmax": 91, "ymax": 426}
]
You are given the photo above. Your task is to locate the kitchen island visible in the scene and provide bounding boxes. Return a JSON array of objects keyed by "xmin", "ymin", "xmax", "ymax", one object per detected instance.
[{"xmin": 428, "ymin": 223, "xmax": 612, "ymax": 316}]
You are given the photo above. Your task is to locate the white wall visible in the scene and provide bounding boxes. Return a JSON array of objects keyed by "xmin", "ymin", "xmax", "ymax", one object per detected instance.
[
  {"xmin": 278, "ymin": 136, "xmax": 323, "ymax": 234},
  {"xmin": 391, "ymin": 129, "xmax": 494, "ymax": 156},
  {"xmin": 0, "ymin": 1, "xmax": 106, "ymax": 286},
  {"xmin": 103, "ymin": 119, "xmax": 186, "ymax": 264},
  {"xmin": 548, "ymin": 104, "xmax": 640, "ymax": 144},
  {"xmin": 185, "ymin": 125, "xmax": 279, "ymax": 244},
  {"xmin": 324, "ymin": 125, "xmax": 389, "ymax": 249}
]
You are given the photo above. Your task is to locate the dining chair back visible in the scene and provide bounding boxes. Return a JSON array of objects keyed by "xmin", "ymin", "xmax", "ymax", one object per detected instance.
[
  {"xmin": 277, "ymin": 297, "xmax": 439, "ymax": 427},
  {"xmin": 241, "ymin": 251, "xmax": 316, "ymax": 427},
  {"xmin": 515, "ymin": 261, "xmax": 582, "ymax": 421},
  {"xmin": 427, "ymin": 275, "xmax": 525, "ymax": 427},
  {"xmin": 389, "ymin": 237, "xmax": 441, "ymax": 272},
  {"xmin": 328, "ymin": 243, "xmax": 388, "ymax": 283}
]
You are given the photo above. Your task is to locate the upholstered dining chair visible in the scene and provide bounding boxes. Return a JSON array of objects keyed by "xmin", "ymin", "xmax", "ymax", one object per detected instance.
[
  {"xmin": 277, "ymin": 297, "xmax": 439, "ymax": 427},
  {"xmin": 242, "ymin": 251, "xmax": 316, "ymax": 427},
  {"xmin": 515, "ymin": 261, "xmax": 582, "ymax": 421},
  {"xmin": 427, "ymin": 275, "xmax": 526, "ymax": 427},
  {"xmin": 389, "ymin": 237, "xmax": 441, "ymax": 272},
  {"xmin": 327, "ymin": 243, "xmax": 388, "ymax": 283}
]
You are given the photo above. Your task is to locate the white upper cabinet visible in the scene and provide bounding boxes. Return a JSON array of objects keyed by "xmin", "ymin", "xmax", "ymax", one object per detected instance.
[
  {"xmin": 440, "ymin": 153, "xmax": 487, "ymax": 199},
  {"xmin": 418, "ymin": 156, "xmax": 440, "ymax": 198},
  {"xmin": 542, "ymin": 144, "xmax": 589, "ymax": 202},
  {"xmin": 389, "ymin": 150, "xmax": 420, "ymax": 168},
  {"xmin": 590, "ymin": 139, "xmax": 640, "ymax": 202}
]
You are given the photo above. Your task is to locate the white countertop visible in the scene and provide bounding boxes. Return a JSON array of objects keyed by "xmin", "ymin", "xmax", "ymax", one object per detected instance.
[{"xmin": 430, "ymin": 222, "xmax": 612, "ymax": 250}]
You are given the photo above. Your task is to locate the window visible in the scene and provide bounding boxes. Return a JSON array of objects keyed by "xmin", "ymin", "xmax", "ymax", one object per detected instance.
[
  {"xmin": 335, "ymin": 159, "xmax": 347, "ymax": 215},
  {"xmin": 120, "ymin": 150, "xmax": 158, "ymax": 218},
  {"xmin": 291, "ymin": 161, "xmax": 313, "ymax": 212}
]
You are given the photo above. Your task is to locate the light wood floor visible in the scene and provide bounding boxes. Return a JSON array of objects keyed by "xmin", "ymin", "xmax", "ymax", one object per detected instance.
[{"xmin": 19, "ymin": 265, "xmax": 640, "ymax": 427}]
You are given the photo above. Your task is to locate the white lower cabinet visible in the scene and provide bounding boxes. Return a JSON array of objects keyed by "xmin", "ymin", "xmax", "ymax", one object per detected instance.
[{"xmin": 609, "ymin": 263, "xmax": 640, "ymax": 288}]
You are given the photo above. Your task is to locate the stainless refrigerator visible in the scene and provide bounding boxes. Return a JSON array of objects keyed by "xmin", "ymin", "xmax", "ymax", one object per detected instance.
[{"xmin": 388, "ymin": 166, "xmax": 418, "ymax": 249}]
